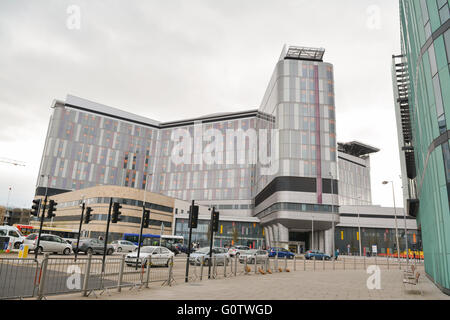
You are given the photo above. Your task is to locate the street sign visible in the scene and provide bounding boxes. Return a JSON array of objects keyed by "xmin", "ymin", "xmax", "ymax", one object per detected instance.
[{"xmin": 372, "ymin": 245, "xmax": 377, "ymax": 254}]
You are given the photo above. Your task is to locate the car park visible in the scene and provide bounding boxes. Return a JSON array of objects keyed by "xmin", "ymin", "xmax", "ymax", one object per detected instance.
[
  {"xmin": 111, "ymin": 240, "xmax": 138, "ymax": 253},
  {"xmin": 189, "ymin": 247, "xmax": 230, "ymax": 266},
  {"xmin": 268, "ymin": 247, "xmax": 295, "ymax": 259},
  {"xmin": 305, "ymin": 250, "xmax": 331, "ymax": 260},
  {"xmin": 24, "ymin": 233, "xmax": 72, "ymax": 255},
  {"xmin": 72, "ymin": 238, "xmax": 114, "ymax": 255},
  {"xmin": 0, "ymin": 225, "xmax": 25, "ymax": 249},
  {"xmin": 228, "ymin": 245, "xmax": 250, "ymax": 257},
  {"xmin": 125, "ymin": 246, "xmax": 174, "ymax": 267},
  {"xmin": 238, "ymin": 249, "xmax": 268, "ymax": 264}
]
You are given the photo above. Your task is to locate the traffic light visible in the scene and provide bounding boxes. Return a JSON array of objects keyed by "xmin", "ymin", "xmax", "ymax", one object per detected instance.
[
  {"xmin": 31, "ymin": 199, "xmax": 41, "ymax": 217},
  {"xmin": 112, "ymin": 202, "xmax": 122, "ymax": 223},
  {"xmin": 189, "ymin": 204, "xmax": 199, "ymax": 228},
  {"xmin": 84, "ymin": 207, "xmax": 93, "ymax": 224},
  {"xmin": 143, "ymin": 209, "xmax": 150, "ymax": 228},
  {"xmin": 212, "ymin": 209, "xmax": 220, "ymax": 232},
  {"xmin": 47, "ymin": 200, "xmax": 57, "ymax": 219}
]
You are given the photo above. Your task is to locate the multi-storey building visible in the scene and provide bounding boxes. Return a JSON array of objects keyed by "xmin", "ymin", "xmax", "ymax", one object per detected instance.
[
  {"xmin": 35, "ymin": 44, "xmax": 420, "ymax": 255},
  {"xmin": 393, "ymin": 0, "xmax": 450, "ymax": 294}
]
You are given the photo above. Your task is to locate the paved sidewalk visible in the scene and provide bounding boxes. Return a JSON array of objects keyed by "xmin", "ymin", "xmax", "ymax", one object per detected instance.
[{"xmin": 46, "ymin": 267, "xmax": 449, "ymax": 300}]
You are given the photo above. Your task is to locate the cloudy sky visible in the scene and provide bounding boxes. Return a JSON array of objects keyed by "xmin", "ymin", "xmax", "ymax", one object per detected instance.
[{"xmin": 0, "ymin": 0, "xmax": 404, "ymax": 209}]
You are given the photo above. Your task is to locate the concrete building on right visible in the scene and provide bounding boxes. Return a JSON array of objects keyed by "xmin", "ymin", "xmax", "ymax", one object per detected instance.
[{"xmin": 393, "ymin": 0, "xmax": 450, "ymax": 294}]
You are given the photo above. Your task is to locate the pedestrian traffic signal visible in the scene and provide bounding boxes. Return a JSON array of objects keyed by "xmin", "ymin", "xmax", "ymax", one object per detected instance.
[
  {"xmin": 143, "ymin": 209, "xmax": 150, "ymax": 228},
  {"xmin": 112, "ymin": 202, "xmax": 122, "ymax": 223},
  {"xmin": 47, "ymin": 200, "xmax": 57, "ymax": 219},
  {"xmin": 31, "ymin": 199, "xmax": 41, "ymax": 217},
  {"xmin": 84, "ymin": 207, "xmax": 93, "ymax": 224},
  {"xmin": 212, "ymin": 209, "xmax": 220, "ymax": 232},
  {"xmin": 189, "ymin": 204, "xmax": 199, "ymax": 228}
]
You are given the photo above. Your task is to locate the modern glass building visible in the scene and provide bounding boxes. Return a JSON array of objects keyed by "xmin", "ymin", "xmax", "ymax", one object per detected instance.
[
  {"xmin": 393, "ymin": 0, "xmax": 450, "ymax": 294},
  {"xmin": 37, "ymin": 45, "xmax": 408, "ymax": 254}
]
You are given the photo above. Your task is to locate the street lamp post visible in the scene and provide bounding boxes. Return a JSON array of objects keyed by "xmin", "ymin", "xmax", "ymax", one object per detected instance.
[{"xmin": 382, "ymin": 180, "xmax": 401, "ymax": 266}]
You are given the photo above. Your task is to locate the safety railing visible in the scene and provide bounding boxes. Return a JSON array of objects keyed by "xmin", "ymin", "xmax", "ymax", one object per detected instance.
[{"xmin": 0, "ymin": 253, "xmax": 425, "ymax": 299}]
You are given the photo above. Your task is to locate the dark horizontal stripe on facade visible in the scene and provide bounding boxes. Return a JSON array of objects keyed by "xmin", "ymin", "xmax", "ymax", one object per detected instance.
[
  {"xmin": 339, "ymin": 213, "xmax": 416, "ymax": 220},
  {"xmin": 66, "ymin": 103, "xmax": 274, "ymax": 130},
  {"xmin": 35, "ymin": 187, "xmax": 71, "ymax": 197},
  {"xmin": 337, "ymin": 156, "xmax": 367, "ymax": 168},
  {"xmin": 254, "ymin": 176, "xmax": 338, "ymax": 207}
]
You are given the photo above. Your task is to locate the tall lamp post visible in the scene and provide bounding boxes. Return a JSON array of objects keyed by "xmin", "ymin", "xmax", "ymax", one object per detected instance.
[{"xmin": 382, "ymin": 180, "xmax": 401, "ymax": 265}]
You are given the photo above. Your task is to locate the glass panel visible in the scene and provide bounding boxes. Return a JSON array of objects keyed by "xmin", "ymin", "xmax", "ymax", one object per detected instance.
[
  {"xmin": 433, "ymin": 74, "xmax": 444, "ymax": 116},
  {"xmin": 439, "ymin": 4, "xmax": 449, "ymax": 24}
]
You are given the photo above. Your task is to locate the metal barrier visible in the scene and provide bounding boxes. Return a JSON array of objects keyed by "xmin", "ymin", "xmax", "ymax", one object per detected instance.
[{"xmin": 0, "ymin": 257, "xmax": 40, "ymax": 299}]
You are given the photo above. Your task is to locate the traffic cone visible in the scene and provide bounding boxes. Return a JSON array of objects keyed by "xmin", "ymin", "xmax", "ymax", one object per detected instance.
[
  {"xmin": 267, "ymin": 269, "xmax": 272, "ymax": 274},
  {"xmin": 278, "ymin": 267, "xmax": 283, "ymax": 272},
  {"xmin": 5, "ymin": 242, "xmax": 12, "ymax": 253},
  {"xmin": 286, "ymin": 268, "xmax": 290, "ymax": 272},
  {"xmin": 245, "ymin": 266, "xmax": 251, "ymax": 273},
  {"xmin": 258, "ymin": 267, "xmax": 265, "ymax": 275}
]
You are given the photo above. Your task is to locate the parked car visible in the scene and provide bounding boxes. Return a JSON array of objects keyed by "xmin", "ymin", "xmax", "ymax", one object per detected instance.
[
  {"xmin": 0, "ymin": 225, "xmax": 25, "ymax": 249},
  {"xmin": 111, "ymin": 240, "xmax": 138, "ymax": 253},
  {"xmin": 268, "ymin": 247, "xmax": 295, "ymax": 259},
  {"xmin": 72, "ymin": 238, "xmax": 114, "ymax": 255},
  {"xmin": 189, "ymin": 247, "xmax": 230, "ymax": 266},
  {"xmin": 305, "ymin": 250, "xmax": 331, "ymax": 260},
  {"xmin": 24, "ymin": 233, "xmax": 72, "ymax": 255},
  {"xmin": 228, "ymin": 245, "xmax": 250, "ymax": 257},
  {"xmin": 125, "ymin": 246, "xmax": 174, "ymax": 267},
  {"xmin": 239, "ymin": 249, "xmax": 268, "ymax": 264}
]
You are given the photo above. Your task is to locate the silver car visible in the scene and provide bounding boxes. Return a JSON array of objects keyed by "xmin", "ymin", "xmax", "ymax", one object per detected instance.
[
  {"xmin": 24, "ymin": 233, "xmax": 72, "ymax": 255},
  {"xmin": 125, "ymin": 246, "xmax": 174, "ymax": 267},
  {"xmin": 189, "ymin": 247, "xmax": 230, "ymax": 266},
  {"xmin": 239, "ymin": 249, "xmax": 269, "ymax": 264},
  {"xmin": 111, "ymin": 240, "xmax": 137, "ymax": 253}
]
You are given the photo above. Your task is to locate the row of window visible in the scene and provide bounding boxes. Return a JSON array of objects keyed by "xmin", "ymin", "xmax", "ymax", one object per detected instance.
[
  {"xmin": 57, "ymin": 197, "xmax": 173, "ymax": 213},
  {"xmin": 255, "ymin": 202, "xmax": 339, "ymax": 219}
]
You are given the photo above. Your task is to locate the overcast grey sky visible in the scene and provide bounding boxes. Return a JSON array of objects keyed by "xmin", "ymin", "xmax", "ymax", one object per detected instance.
[{"xmin": 0, "ymin": 0, "xmax": 403, "ymax": 209}]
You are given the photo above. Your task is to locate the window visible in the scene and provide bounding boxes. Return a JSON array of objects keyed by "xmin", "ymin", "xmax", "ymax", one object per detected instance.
[
  {"xmin": 439, "ymin": 3, "xmax": 449, "ymax": 25},
  {"xmin": 433, "ymin": 75, "xmax": 444, "ymax": 116},
  {"xmin": 445, "ymin": 29, "xmax": 450, "ymax": 63},
  {"xmin": 8, "ymin": 231, "xmax": 19, "ymax": 237}
]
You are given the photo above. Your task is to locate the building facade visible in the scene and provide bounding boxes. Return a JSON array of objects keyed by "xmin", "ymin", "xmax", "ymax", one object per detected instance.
[{"xmin": 393, "ymin": 0, "xmax": 450, "ymax": 294}]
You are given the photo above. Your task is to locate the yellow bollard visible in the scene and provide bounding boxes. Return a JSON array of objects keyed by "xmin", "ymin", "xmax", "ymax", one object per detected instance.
[{"xmin": 18, "ymin": 244, "xmax": 29, "ymax": 258}]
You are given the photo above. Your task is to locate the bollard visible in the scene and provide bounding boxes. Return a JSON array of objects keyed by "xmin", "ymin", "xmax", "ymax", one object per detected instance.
[
  {"xmin": 343, "ymin": 257, "xmax": 345, "ymax": 270},
  {"xmin": 213, "ymin": 256, "xmax": 217, "ymax": 278},
  {"xmin": 117, "ymin": 254, "xmax": 125, "ymax": 292},
  {"xmin": 387, "ymin": 255, "xmax": 389, "ymax": 270},
  {"xmin": 304, "ymin": 256, "xmax": 306, "ymax": 271},
  {"xmin": 82, "ymin": 253, "xmax": 93, "ymax": 296},
  {"xmin": 333, "ymin": 256, "xmax": 335, "ymax": 270},
  {"xmin": 323, "ymin": 256, "xmax": 325, "ymax": 270},
  {"xmin": 284, "ymin": 256, "xmax": 287, "ymax": 272},
  {"xmin": 265, "ymin": 257, "xmax": 268, "ymax": 272},
  {"xmin": 145, "ymin": 256, "xmax": 151, "ymax": 288},
  {"xmin": 294, "ymin": 255, "xmax": 296, "ymax": 271},
  {"xmin": 364, "ymin": 255, "xmax": 366, "ymax": 270},
  {"xmin": 375, "ymin": 255, "xmax": 377, "ymax": 267},
  {"xmin": 354, "ymin": 255, "xmax": 356, "ymax": 270},
  {"xmin": 313, "ymin": 256, "xmax": 316, "ymax": 271},
  {"xmin": 37, "ymin": 253, "xmax": 50, "ymax": 300},
  {"xmin": 254, "ymin": 255, "xmax": 258, "ymax": 275},
  {"xmin": 234, "ymin": 256, "xmax": 237, "ymax": 277},
  {"xmin": 200, "ymin": 256, "xmax": 204, "ymax": 280}
]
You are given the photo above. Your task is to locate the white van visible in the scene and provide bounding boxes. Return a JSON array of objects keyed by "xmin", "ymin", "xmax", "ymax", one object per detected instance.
[{"xmin": 0, "ymin": 225, "xmax": 26, "ymax": 250}]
